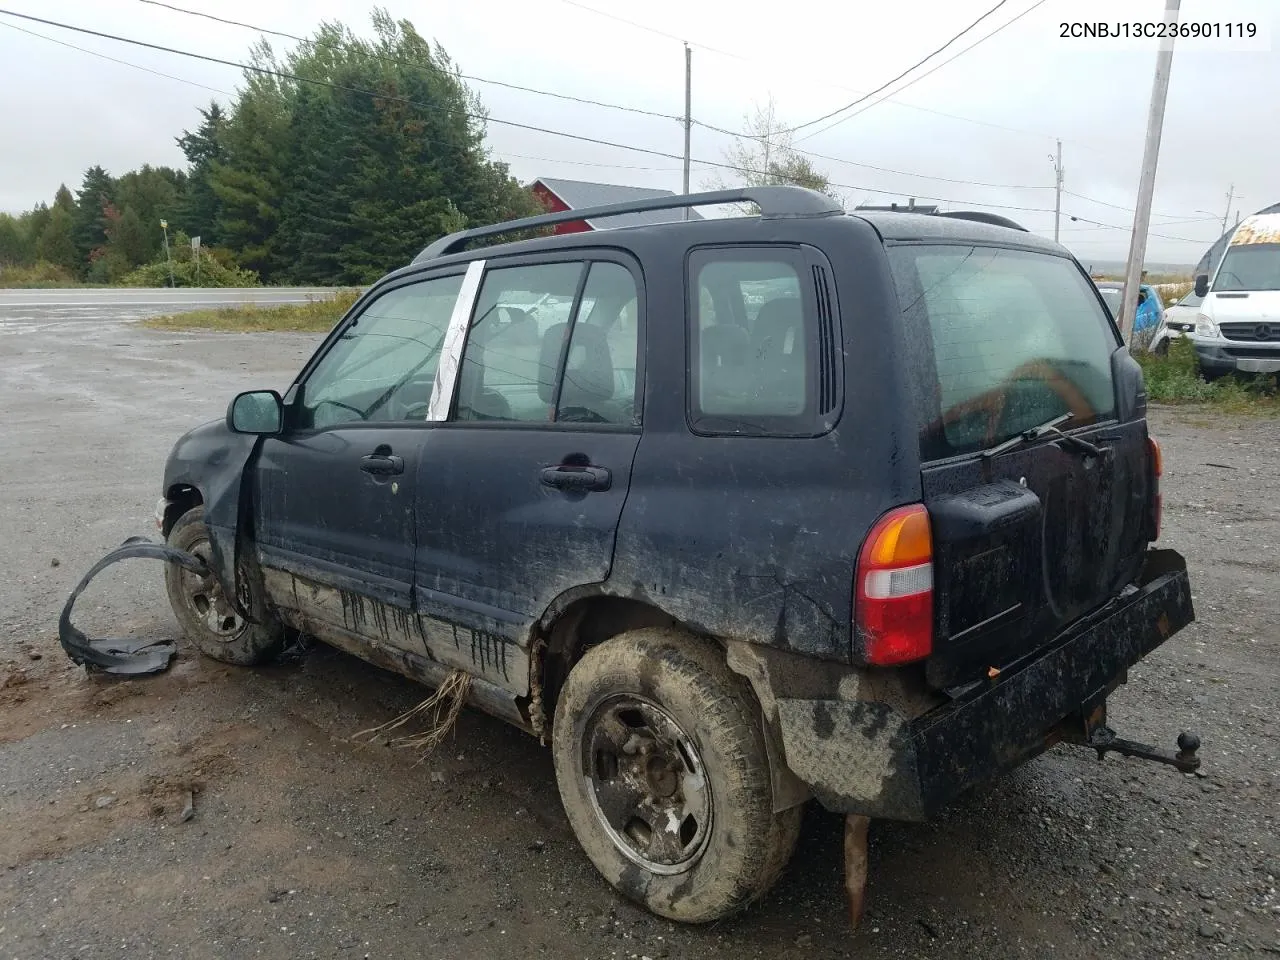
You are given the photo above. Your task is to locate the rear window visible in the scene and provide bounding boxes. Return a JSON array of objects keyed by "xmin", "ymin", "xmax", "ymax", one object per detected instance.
[{"xmin": 889, "ymin": 245, "xmax": 1119, "ymax": 461}]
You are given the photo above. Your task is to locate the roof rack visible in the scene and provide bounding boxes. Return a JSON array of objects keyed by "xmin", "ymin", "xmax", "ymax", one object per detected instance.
[
  {"xmin": 414, "ymin": 185, "xmax": 843, "ymax": 261},
  {"xmin": 932, "ymin": 210, "xmax": 1029, "ymax": 232}
]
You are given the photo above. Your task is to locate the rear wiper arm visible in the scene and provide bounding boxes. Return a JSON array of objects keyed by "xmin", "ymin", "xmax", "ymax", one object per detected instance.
[{"xmin": 980, "ymin": 412, "xmax": 1102, "ymax": 459}]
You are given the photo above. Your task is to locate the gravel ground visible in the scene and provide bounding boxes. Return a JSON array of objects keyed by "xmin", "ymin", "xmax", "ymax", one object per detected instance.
[{"xmin": 0, "ymin": 305, "xmax": 1277, "ymax": 959}]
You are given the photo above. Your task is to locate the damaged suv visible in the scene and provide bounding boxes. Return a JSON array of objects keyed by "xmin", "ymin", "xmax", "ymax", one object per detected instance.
[{"xmin": 153, "ymin": 187, "xmax": 1196, "ymax": 924}]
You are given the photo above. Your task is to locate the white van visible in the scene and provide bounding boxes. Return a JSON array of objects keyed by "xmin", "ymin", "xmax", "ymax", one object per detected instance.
[{"xmin": 1190, "ymin": 212, "xmax": 1280, "ymax": 377}]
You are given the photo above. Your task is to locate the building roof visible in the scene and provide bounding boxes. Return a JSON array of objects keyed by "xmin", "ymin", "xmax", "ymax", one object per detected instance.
[{"xmin": 534, "ymin": 178, "xmax": 703, "ymax": 229}]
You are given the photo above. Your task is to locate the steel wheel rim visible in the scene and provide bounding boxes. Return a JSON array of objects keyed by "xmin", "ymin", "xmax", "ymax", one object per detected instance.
[
  {"xmin": 580, "ymin": 694, "xmax": 712, "ymax": 876},
  {"xmin": 178, "ymin": 538, "xmax": 245, "ymax": 640}
]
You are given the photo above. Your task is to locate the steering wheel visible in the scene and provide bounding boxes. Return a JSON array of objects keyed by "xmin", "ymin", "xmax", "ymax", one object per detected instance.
[
  {"xmin": 558, "ymin": 406, "xmax": 610, "ymax": 424},
  {"xmin": 400, "ymin": 401, "xmax": 432, "ymax": 421}
]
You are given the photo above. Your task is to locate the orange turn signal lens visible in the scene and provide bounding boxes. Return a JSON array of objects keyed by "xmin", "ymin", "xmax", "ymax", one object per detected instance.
[{"xmin": 862, "ymin": 505, "xmax": 932, "ymax": 567}]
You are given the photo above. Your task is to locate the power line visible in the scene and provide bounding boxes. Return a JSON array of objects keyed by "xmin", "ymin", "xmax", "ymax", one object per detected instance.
[
  {"xmin": 795, "ymin": 0, "xmax": 1052, "ymax": 143},
  {"xmin": 0, "ymin": 17, "xmax": 232, "ymax": 96},
  {"xmin": 1062, "ymin": 212, "xmax": 1210, "ymax": 244},
  {"xmin": 134, "ymin": 0, "xmax": 685, "ymax": 124},
  {"xmin": 785, "ymin": 0, "xmax": 1014, "ymax": 135},
  {"xmin": 555, "ymin": 0, "xmax": 748, "ymax": 61},
  {"xmin": 138, "ymin": 0, "xmax": 1054, "ymax": 195},
  {"xmin": 9, "ymin": 8, "xmax": 1187, "ymax": 234}
]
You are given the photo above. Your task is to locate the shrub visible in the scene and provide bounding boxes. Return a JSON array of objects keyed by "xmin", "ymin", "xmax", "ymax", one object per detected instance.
[
  {"xmin": 0, "ymin": 260, "xmax": 80, "ymax": 287},
  {"xmin": 120, "ymin": 255, "xmax": 260, "ymax": 288}
]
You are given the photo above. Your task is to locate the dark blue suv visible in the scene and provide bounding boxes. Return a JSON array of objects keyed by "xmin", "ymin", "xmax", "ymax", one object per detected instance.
[{"xmin": 155, "ymin": 187, "xmax": 1194, "ymax": 924}]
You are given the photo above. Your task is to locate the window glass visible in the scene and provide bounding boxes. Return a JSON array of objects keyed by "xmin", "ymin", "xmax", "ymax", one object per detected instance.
[
  {"xmin": 557, "ymin": 262, "xmax": 640, "ymax": 425},
  {"xmin": 691, "ymin": 256, "xmax": 809, "ymax": 425},
  {"xmin": 889, "ymin": 245, "xmax": 1118, "ymax": 460},
  {"xmin": 457, "ymin": 262, "xmax": 583, "ymax": 422},
  {"xmin": 1215, "ymin": 242, "xmax": 1280, "ymax": 291},
  {"xmin": 301, "ymin": 275, "xmax": 463, "ymax": 428}
]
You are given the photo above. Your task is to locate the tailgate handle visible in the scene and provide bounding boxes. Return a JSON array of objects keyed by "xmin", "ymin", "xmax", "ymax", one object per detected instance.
[{"xmin": 540, "ymin": 464, "xmax": 611, "ymax": 492}]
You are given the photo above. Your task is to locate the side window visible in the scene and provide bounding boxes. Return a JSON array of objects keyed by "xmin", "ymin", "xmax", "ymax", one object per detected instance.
[
  {"xmin": 456, "ymin": 260, "xmax": 641, "ymax": 426},
  {"xmin": 457, "ymin": 262, "xmax": 582, "ymax": 422},
  {"xmin": 300, "ymin": 274, "xmax": 463, "ymax": 429},
  {"xmin": 558, "ymin": 262, "xmax": 640, "ymax": 425},
  {"xmin": 690, "ymin": 250, "xmax": 822, "ymax": 434}
]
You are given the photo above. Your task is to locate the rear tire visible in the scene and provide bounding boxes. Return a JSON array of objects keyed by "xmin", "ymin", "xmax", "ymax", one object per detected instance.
[
  {"xmin": 164, "ymin": 506, "xmax": 286, "ymax": 665},
  {"xmin": 551, "ymin": 628, "xmax": 802, "ymax": 923}
]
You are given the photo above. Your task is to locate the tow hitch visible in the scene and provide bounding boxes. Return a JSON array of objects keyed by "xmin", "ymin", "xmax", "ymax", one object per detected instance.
[{"xmin": 1080, "ymin": 726, "xmax": 1202, "ymax": 773}]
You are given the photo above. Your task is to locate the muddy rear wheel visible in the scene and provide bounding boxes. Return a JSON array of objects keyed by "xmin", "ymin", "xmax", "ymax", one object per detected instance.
[
  {"xmin": 551, "ymin": 628, "xmax": 802, "ymax": 923},
  {"xmin": 164, "ymin": 506, "xmax": 286, "ymax": 665}
]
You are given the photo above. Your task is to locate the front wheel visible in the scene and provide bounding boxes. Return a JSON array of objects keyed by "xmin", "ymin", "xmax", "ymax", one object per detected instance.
[
  {"xmin": 164, "ymin": 506, "xmax": 286, "ymax": 665},
  {"xmin": 551, "ymin": 628, "xmax": 802, "ymax": 923}
]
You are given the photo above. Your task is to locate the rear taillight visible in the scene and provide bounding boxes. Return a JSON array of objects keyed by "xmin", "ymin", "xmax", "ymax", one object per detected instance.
[
  {"xmin": 1149, "ymin": 436, "xmax": 1163, "ymax": 540},
  {"xmin": 856, "ymin": 504, "xmax": 933, "ymax": 666}
]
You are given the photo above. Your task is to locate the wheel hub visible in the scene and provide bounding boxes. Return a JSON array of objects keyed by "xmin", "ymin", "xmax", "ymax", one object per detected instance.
[
  {"xmin": 178, "ymin": 540, "xmax": 244, "ymax": 639},
  {"xmin": 582, "ymin": 696, "xmax": 712, "ymax": 875}
]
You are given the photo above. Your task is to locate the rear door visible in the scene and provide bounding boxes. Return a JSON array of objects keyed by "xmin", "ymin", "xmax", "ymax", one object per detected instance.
[
  {"xmin": 412, "ymin": 254, "xmax": 643, "ymax": 682},
  {"xmin": 888, "ymin": 244, "xmax": 1151, "ymax": 688}
]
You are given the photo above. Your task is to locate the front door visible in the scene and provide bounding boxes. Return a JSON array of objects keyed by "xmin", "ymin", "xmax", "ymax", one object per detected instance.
[
  {"xmin": 413, "ymin": 256, "xmax": 644, "ymax": 690},
  {"xmin": 253, "ymin": 272, "xmax": 465, "ymax": 642}
]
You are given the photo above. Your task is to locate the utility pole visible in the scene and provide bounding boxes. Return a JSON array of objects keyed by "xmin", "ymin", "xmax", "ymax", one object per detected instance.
[
  {"xmin": 682, "ymin": 42, "xmax": 692, "ymax": 219},
  {"xmin": 1120, "ymin": 0, "xmax": 1181, "ymax": 344},
  {"xmin": 1050, "ymin": 139, "xmax": 1064, "ymax": 243},
  {"xmin": 1220, "ymin": 183, "xmax": 1234, "ymax": 234}
]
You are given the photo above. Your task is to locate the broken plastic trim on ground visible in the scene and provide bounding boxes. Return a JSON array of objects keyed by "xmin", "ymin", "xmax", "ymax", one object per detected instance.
[{"xmin": 57, "ymin": 536, "xmax": 205, "ymax": 676}]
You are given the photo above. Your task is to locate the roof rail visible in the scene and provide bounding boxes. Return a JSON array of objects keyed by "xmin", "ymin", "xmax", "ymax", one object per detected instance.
[
  {"xmin": 414, "ymin": 185, "xmax": 843, "ymax": 261},
  {"xmin": 932, "ymin": 210, "xmax": 1029, "ymax": 232}
]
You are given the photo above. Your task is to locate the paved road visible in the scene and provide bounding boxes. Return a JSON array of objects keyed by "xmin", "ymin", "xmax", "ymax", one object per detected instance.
[{"xmin": 0, "ymin": 287, "xmax": 341, "ymax": 336}]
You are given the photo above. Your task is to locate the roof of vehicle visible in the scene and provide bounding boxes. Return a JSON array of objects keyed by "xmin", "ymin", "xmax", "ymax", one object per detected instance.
[
  {"xmin": 1229, "ymin": 212, "xmax": 1280, "ymax": 246},
  {"xmin": 410, "ymin": 186, "xmax": 1066, "ymax": 267}
]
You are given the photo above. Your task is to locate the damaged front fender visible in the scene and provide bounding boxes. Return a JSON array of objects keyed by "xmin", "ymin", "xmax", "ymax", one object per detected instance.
[{"xmin": 58, "ymin": 536, "xmax": 208, "ymax": 675}]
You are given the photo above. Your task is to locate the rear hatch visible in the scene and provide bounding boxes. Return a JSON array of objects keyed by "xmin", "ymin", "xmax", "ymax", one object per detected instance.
[{"xmin": 887, "ymin": 244, "xmax": 1152, "ymax": 689}]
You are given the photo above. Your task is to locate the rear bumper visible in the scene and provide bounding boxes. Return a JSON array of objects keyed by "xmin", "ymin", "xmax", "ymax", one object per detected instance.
[{"xmin": 775, "ymin": 549, "xmax": 1194, "ymax": 821}]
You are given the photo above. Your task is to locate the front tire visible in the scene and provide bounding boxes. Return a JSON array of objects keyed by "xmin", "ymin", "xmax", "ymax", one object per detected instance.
[
  {"xmin": 551, "ymin": 628, "xmax": 802, "ymax": 923},
  {"xmin": 164, "ymin": 506, "xmax": 286, "ymax": 665}
]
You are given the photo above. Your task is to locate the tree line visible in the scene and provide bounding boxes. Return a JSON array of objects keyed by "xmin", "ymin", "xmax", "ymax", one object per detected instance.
[{"xmin": 0, "ymin": 11, "xmax": 540, "ymax": 287}]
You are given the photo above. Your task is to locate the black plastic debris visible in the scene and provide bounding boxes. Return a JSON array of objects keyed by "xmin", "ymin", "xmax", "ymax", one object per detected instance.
[{"xmin": 58, "ymin": 536, "xmax": 204, "ymax": 676}]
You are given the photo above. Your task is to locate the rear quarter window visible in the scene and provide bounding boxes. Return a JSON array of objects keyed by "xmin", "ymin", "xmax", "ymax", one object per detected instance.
[{"xmin": 889, "ymin": 245, "xmax": 1119, "ymax": 460}]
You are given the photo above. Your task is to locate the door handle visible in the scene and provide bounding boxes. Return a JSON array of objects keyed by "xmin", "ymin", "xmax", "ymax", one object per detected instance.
[
  {"xmin": 361, "ymin": 452, "xmax": 404, "ymax": 476},
  {"xmin": 540, "ymin": 464, "xmax": 611, "ymax": 492}
]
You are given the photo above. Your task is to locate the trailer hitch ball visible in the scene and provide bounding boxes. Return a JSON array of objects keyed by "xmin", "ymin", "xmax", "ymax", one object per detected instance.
[{"xmin": 1176, "ymin": 731, "xmax": 1200, "ymax": 765}]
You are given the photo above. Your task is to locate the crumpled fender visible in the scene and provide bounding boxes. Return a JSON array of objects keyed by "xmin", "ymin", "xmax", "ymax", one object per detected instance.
[{"xmin": 58, "ymin": 536, "xmax": 207, "ymax": 676}]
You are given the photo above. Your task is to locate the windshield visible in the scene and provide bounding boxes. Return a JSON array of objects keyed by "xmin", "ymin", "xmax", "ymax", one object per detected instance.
[
  {"xmin": 890, "ymin": 245, "xmax": 1118, "ymax": 460},
  {"xmin": 1215, "ymin": 242, "xmax": 1280, "ymax": 291}
]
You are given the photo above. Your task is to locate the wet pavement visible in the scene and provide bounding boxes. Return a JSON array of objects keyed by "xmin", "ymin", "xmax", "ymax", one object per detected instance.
[{"xmin": 0, "ymin": 297, "xmax": 1277, "ymax": 959}]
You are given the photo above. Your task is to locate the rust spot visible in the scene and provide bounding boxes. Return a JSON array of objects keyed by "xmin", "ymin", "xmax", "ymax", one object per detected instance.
[{"xmin": 1157, "ymin": 613, "xmax": 1170, "ymax": 639}]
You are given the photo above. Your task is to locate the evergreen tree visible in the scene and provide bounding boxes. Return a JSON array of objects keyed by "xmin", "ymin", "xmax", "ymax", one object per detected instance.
[
  {"xmin": 177, "ymin": 102, "xmax": 227, "ymax": 244},
  {"xmin": 73, "ymin": 165, "xmax": 116, "ymax": 274},
  {"xmin": 53, "ymin": 184, "xmax": 75, "ymax": 213},
  {"xmin": 108, "ymin": 206, "xmax": 151, "ymax": 267},
  {"xmin": 0, "ymin": 214, "xmax": 29, "ymax": 266},
  {"xmin": 115, "ymin": 165, "xmax": 187, "ymax": 262},
  {"xmin": 35, "ymin": 206, "xmax": 78, "ymax": 271}
]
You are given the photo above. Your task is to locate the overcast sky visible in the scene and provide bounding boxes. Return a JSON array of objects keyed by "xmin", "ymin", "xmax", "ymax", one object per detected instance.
[{"xmin": 1, "ymin": 0, "xmax": 1275, "ymax": 264}]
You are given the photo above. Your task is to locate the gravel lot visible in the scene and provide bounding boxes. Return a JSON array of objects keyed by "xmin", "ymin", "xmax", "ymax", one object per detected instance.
[{"xmin": 1, "ymin": 298, "xmax": 1277, "ymax": 959}]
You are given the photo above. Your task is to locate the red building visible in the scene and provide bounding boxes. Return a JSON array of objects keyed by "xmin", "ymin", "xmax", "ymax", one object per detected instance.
[{"xmin": 531, "ymin": 178, "xmax": 703, "ymax": 234}]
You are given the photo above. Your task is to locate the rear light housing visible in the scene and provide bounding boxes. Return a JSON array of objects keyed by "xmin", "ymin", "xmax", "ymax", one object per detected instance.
[
  {"xmin": 1148, "ymin": 436, "xmax": 1163, "ymax": 540},
  {"xmin": 856, "ymin": 504, "xmax": 934, "ymax": 666}
]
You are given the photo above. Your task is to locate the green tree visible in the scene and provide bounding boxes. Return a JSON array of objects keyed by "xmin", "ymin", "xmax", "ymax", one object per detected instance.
[
  {"xmin": 177, "ymin": 102, "xmax": 227, "ymax": 244},
  {"xmin": 0, "ymin": 214, "xmax": 31, "ymax": 265},
  {"xmin": 115, "ymin": 165, "xmax": 187, "ymax": 262},
  {"xmin": 53, "ymin": 184, "xmax": 76, "ymax": 213},
  {"xmin": 107, "ymin": 206, "xmax": 151, "ymax": 267},
  {"xmin": 35, "ymin": 206, "xmax": 78, "ymax": 272},
  {"xmin": 73, "ymin": 165, "xmax": 116, "ymax": 273}
]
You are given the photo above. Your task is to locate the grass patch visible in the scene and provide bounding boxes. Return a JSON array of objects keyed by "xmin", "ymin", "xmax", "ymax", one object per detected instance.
[
  {"xmin": 1138, "ymin": 337, "xmax": 1279, "ymax": 413},
  {"xmin": 143, "ymin": 289, "xmax": 362, "ymax": 332},
  {"xmin": 0, "ymin": 261, "xmax": 86, "ymax": 288}
]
